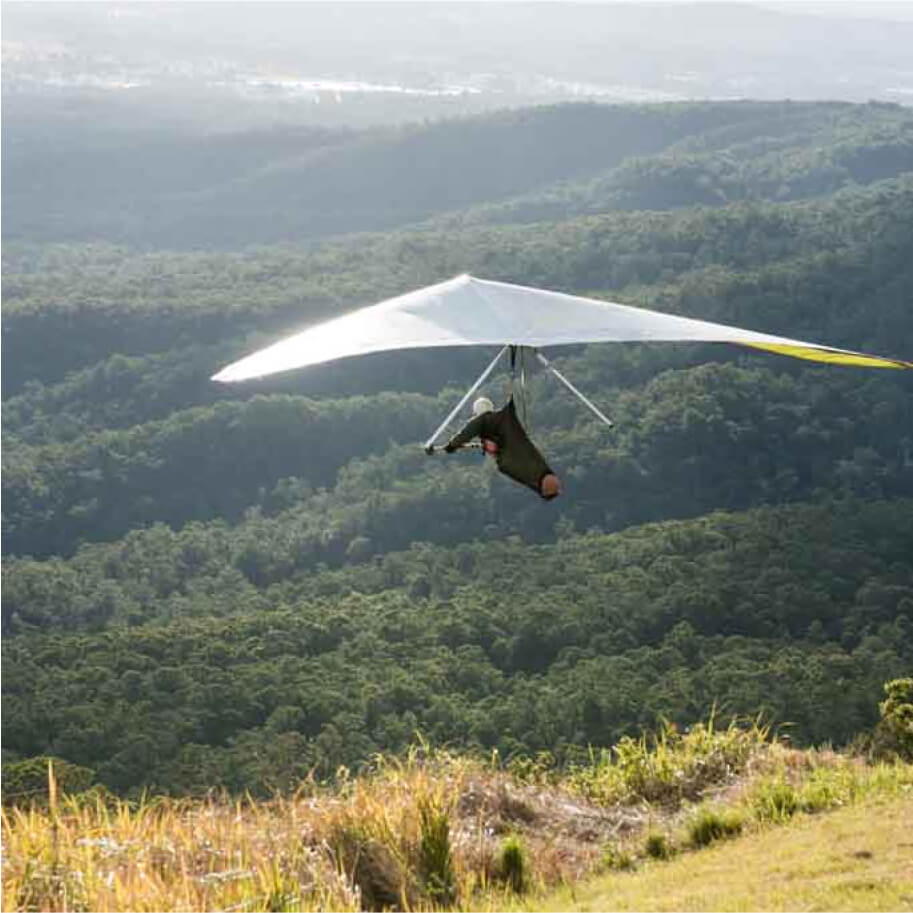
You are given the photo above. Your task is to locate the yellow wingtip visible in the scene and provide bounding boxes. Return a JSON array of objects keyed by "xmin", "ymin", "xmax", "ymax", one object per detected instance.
[{"xmin": 741, "ymin": 343, "xmax": 913, "ymax": 370}]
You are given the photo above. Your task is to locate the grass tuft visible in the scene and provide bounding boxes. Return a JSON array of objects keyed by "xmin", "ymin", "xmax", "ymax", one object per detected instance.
[
  {"xmin": 751, "ymin": 777, "xmax": 799, "ymax": 823},
  {"xmin": 687, "ymin": 806, "xmax": 744, "ymax": 847},
  {"xmin": 418, "ymin": 791, "xmax": 457, "ymax": 906},
  {"xmin": 496, "ymin": 835, "xmax": 530, "ymax": 894},
  {"xmin": 599, "ymin": 843, "xmax": 636, "ymax": 872},
  {"xmin": 332, "ymin": 823, "xmax": 407, "ymax": 911},
  {"xmin": 644, "ymin": 831, "xmax": 673, "ymax": 860}
]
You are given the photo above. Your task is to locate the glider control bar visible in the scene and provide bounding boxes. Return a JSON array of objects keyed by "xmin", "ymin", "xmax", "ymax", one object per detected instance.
[
  {"xmin": 424, "ymin": 345, "xmax": 509, "ymax": 453},
  {"xmin": 535, "ymin": 351, "xmax": 614, "ymax": 429}
]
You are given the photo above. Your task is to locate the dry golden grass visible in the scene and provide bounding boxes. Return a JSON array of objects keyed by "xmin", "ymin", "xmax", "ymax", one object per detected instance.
[
  {"xmin": 2, "ymin": 751, "xmax": 632, "ymax": 912},
  {"xmin": 5, "ymin": 727, "xmax": 908, "ymax": 912},
  {"xmin": 3, "ymin": 783, "xmax": 358, "ymax": 912}
]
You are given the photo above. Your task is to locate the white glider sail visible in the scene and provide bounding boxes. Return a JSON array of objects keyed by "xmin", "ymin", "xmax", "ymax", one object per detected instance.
[{"xmin": 213, "ymin": 274, "xmax": 912, "ymax": 382}]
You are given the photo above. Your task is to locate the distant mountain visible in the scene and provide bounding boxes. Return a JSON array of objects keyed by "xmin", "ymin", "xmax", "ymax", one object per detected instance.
[{"xmin": 4, "ymin": 100, "xmax": 912, "ymax": 247}]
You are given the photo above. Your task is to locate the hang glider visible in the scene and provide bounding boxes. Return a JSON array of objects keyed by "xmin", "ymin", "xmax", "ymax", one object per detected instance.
[{"xmin": 213, "ymin": 274, "xmax": 911, "ymax": 449}]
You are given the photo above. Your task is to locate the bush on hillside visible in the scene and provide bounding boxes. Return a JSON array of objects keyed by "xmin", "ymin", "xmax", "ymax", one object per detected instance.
[
  {"xmin": 751, "ymin": 777, "xmax": 799, "ymax": 823},
  {"xmin": 644, "ymin": 831, "xmax": 673, "ymax": 859},
  {"xmin": 687, "ymin": 806, "xmax": 744, "ymax": 847},
  {"xmin": 568, "ymin": 715, "xmax": 769, "ymax": 806},
  {"xmin": 874, "ymin": 678, "xmax": 913, "ymax": 761},
  {"xmin": 1, "ymin": 757, "xmax": 95, "ymax": 806}
]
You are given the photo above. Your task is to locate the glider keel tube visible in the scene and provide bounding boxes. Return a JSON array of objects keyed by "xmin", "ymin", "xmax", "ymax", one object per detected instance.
[
  {"xmin": 424, "ymin": 345, "xmax": 509, "ymax": 453},
  {"xmin": 536, "ymin": 352, "xmax": 614, "ymax": 429}
]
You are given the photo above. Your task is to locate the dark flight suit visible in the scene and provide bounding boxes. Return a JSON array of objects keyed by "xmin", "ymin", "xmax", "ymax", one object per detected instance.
[{"xmin": 444, "ymin": 397, "xmax": 558, "ymax": 499}]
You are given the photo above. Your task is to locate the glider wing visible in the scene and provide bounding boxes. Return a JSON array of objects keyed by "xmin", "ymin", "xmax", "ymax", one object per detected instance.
[{"xmin": 213, "ymin": 274, "xmax": 912, "ymax": 382}]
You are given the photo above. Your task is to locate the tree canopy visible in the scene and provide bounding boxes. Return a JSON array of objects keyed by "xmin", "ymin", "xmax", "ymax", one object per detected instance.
[{"xmin": 3, "ymin": 100, "xmax": 912, "ymax": 798}]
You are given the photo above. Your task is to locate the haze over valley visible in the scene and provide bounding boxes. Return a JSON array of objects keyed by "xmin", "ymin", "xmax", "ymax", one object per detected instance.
[{"xmin": 5, "ymin": 2, "xmax": 913, "ymax": 132}]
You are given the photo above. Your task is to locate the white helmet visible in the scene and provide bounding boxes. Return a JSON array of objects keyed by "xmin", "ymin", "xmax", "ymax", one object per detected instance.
[{"xmin": 472, "ymin": 396, "xmax": 494, "ymax": 417}]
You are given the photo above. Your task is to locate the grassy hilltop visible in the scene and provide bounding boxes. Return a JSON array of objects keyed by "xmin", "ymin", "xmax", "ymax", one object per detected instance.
[
  {"xmin": 4, "ymin": 701, "xmax": 912, "ymax": 911},
  {"xmin": 532, "ymin": 792, "xmax": 913, "ymax": 913}
]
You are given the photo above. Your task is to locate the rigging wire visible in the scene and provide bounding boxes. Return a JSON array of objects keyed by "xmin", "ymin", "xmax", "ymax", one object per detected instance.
[{"xmin": 520, "ymin": 346, "xmax": 530, "ymax": 430}]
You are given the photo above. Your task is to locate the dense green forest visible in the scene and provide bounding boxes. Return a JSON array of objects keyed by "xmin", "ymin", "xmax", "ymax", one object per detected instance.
[
  {"xmin": 2, "ymin": 100, "xmax": 912, "ymax": 799},
  {"xmin": 5, "ymin": 501, "xmax": 912, "ymax": 795}
]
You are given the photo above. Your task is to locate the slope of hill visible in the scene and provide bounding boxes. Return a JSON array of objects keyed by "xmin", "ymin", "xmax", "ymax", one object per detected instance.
[
  {"xmin": 3, "ymin": 716, "xmax": 911, "ymax": 912},
  {"xmin": 532, "ymin": 791, "xmax": 913, "ymax": 913}
]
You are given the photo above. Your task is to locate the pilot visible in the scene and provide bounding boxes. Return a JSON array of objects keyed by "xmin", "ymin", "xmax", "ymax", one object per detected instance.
[{"xmin": 443, "ymin": 396, "xmax": 561, "ymax": 500}]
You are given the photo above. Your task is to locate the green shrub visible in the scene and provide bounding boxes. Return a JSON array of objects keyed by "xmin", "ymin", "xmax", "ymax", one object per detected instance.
[
  {"xmin": 568, "ymin": 714, "xmax": 769, "ymax": 807},
  {"xmin": 796, "ymin": 776, "xmax": 842, "ymax": 814},
  {"xmin": 874, "ymin": 678, "xmax": 913, "ymax": 761},
  {"xmin": 794, "ymin": 763, "xmax": 859, "ymax": 813},
  {"xmin": 644, "ymin": 831, "xmax": 672, "ymax": 859},
  {"xmin": 497, "ymin": 835, "xmax": 530, "ymax": 894},
  {"xmin": 1, "ymin": 756, "xmax": 95, "ymax": 806},
  {"xmin": 600, "ymin": 843, "xmax": 636, "ymax": 871},
  {"xmin": 687, "ymin": 806, "xmax": 744, "ymax": 847},
  {"xmin": 752, "ymin": 778, "xmax": 799, "ymax": 823}
]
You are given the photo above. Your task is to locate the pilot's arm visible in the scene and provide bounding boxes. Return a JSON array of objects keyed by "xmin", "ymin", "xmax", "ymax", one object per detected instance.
[{"xmin": 444, "ymin": 414, "xmax": 487, "ymax": 452}]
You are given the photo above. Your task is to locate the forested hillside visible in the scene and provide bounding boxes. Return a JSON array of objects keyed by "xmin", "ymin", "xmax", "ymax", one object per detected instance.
[
  {"xmin": 4, "ymin": 499, "xmax": 912, "ymax": 794},
  {"xmin": 4, "ymin": 101, "xmax": 912, "ymax": 248},
  {"xmin": 3, "ymin": 101, "xmax": 912, "ymax": 800}
]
